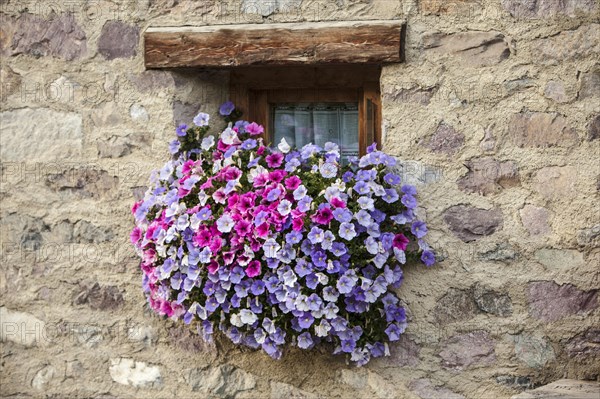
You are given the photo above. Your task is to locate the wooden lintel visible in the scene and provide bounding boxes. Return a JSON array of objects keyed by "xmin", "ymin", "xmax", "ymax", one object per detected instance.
[{"xmin": 144, "ymin": 20, "xmax": 404, "ymax": 68}]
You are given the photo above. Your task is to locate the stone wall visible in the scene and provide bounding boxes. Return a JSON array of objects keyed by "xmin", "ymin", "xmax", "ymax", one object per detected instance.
[{"xmin": 1, "ymin": 0, "xmax": 598, "ymax": 398}]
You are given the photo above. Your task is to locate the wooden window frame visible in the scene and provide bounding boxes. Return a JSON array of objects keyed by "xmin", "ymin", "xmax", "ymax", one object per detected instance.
[{"xmin": 230, "ymin": 65, "xmax": 382, "ymax": 156}]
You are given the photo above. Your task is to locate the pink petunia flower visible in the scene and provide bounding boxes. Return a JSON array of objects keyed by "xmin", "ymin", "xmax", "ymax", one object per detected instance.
[{"xmin": 245, "ymin": 122, "xmax": 264, "ymax": 136}]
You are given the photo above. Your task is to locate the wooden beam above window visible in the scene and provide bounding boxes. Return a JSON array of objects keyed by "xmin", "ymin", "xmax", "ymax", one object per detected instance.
[{"xmin": 144, "ymin": 20, "xmax": 404, "ymax": 69}]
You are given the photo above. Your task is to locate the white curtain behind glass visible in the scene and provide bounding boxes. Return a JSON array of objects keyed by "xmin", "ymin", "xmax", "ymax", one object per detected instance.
[{"xmin": 272, "ymin": 103, "xmax": 359, "ymax": 161}]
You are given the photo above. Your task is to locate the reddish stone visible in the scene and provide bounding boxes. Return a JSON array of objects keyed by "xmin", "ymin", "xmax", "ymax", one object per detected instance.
[
  {"xmin": 533, "ymin": 166, "xmax": 577, "ymax": 200},
  {"xmin": 8, "ymin": 13, "xmax": 87, "ymax": 60},
  {"xmin": 74, "ymin": 283, "xmax": 124, "ymax": 310},
  {"xmin": 390, "ymin": 335, "xmax": 421, "ymax": 367},
  {"xmin": 588, "ymin": 114, "xmax": 600, "ymax": 141},
  {"xmin": 502, "ymin": 0, "xmax": 598, "ymax": 18},
  {"xmin": 98, "ymin": 21, "xmax": 139, "ymax": 60},
  {"xmin": 434, "ymin": 288, "xmax": 478, "ymax": 324},
  {"xmin": 409, "ymin": 378, "xmax": 465, "ymax": 399},
  {"xmin": 424, "ymin": 123, "xmax": 464, "ymax": 156},
  {"xmin": 422, "ymin": 31, "xmax": 510, "ymax": 67},
  {"xmin": 527, "ymin": 281, "xmax": 598, "ymax": 322},
  {"xmin": 509, "ymin": 112, "xmax": 578, "ymax": 148},
  {"xmin": 443, "ymin": 205, "xmax": 503, "ymax": 242},
  {"xmin": 439, "ymin": 331, "xmax": 496, "ymax": 370},
  {"xmin": 566, "ymin": 328, "xmax": 600, "ymax": 359},
  {"xmin": 457, "ymin": 157, "xmax": 520, "ymax": 196},
  {"xmin": 579, "ymin": 71, "xmax": 600, "ymax": 99},
  {"xmin": 520, "ymin": 205, "xmax": 551, "ymax": 237}
]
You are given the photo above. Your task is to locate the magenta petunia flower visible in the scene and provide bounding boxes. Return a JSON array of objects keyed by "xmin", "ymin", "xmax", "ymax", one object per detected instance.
[
  {"xmin": 245, "ymin": 260, "xmax": 261, "ymax": 278},
  {"xmin": 393, "ymin": 233, "xmax": 409, "ymax": 251},
  {"xmin": 266, "ymin": 153, "xmax": 284, "ymax": 168},
  {"xmin": 312, "ymin": 207, "xmax": 334, "ymax": 225},
  {"xmin": 285, "ymin": 176, "xmax": 302, "ymax": 190}
]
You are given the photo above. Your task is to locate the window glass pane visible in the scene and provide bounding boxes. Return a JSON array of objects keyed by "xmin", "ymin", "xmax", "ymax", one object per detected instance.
[{"xmin": 272, "ymin": 103, "xmax": 358, "ymax": 162}]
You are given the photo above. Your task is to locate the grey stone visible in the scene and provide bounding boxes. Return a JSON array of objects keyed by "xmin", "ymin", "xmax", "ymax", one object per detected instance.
[
  {"xmin": 9, "ymin": 13, "xmax": 87, "ymax": 60},
  {"xmin": 420, "ymin": 0, "xmax": 472, "ymax": 15},
  {"xmin": 188, "ymin": 364, "xmax": 256, "ymax": 397},
  {"xmin": 533, "ymin": 166, "xmax": 577, "ymax": 200},
  {"xmin": 109, "ymin": 358, "xmax": 162, "ymax": 388},
  {"xmin": 496, "ymin": 375, "xmax": 533, "ymax": 390},
  {"xmin": 423, "ymin": 123, "xmax": 465, "ymax": 155},
  {"xmin": 439, "ymin": 331, "xmax": 496, "ymax": 370},
  {"xmin": 98, "ymin": 21, "xmax": 139, "ymax": 60},
  {"xmin": 577, "ymin": 225, "xmax": 600, "ymax": 247},
  {"xmin": 434, "ymin": 288, "xmax": 479, "ymax": 324},
  {"xmin": 443, "ymin": 205, "xmax": 503, "ymax": 242},
  {"xmin": 388, "ymin": 160, "xmax": 443, "ymax": 186},
  {"xmin": 544, "ymin": 80, "xmax": 568, "ymax": 103},
  {"xmin": 132, "ymin": 186, "xmax": 148, "ymax": 201},
  {"xmin": 65, "ymin": 360, "xmax": 85, "ymax": 379},
  {"xmin": 409, "ymin": 378, "xmax": 466, "ymax": 399},
  {"xmin": 423, "ymin": 31, "xmax": 510, "ymax": 67},
  {"xmin": 457, "ymin": 157, "xmax": 520, "ymax": 195},
  {"xmin": 383, "ymin": 85, "xmax": 438, "ymax": 106},
  {"xmin": 45, "ymin": 167, "xmax": 119, "ymax": 199},
  {"xmin": 479, "ymin": 243, "xmax": 519, "ymax": 262},
  {"xmin": 71, "ymin": 324, "xmax": 103, "ymax": 348},
  {"xmin": 73, "ymin": 283, "xmax": 124, "ymax": 311},
  {"xmin": 474, "ymin": 284, "xmax": 513, "ymax": 316},
  {"xmin": 54, "ymin": 220, "xmax": 114, "ymax": 244},
  {"xmin": 588, "ymin": 114, "xmax": 600, "ymax": 141},
  {"xmin": 390, "ymin": 334, "xmax": 421, "ymax": 367},
  {"xmin": 0, "ymin": 108, "xmax": 82, "ymax": 161},
  {"xmin": 1, "ymin": 213, "xmax": 51, "ymax": 251},
  {"xmin": 241, "ymin": 0, "xmax": 303, "ymax": 17},
  {"xmin": 0, "ymin": 307, "xmax": 47, "ymax": 347},
  {"xmin": 97, "ymin": 136, "xmax": 133, "ymax": 158},
  {"xmin": 502, "ymin": 0, "xmax": 598, "ymax": 18},
  {"xmin": 338, "ymin": 369, "xmax": 367, "ymax": 389},
  {"xmin": 173, "ymin": 100, "xmax": 200, "ymax": 126},
  {"xmin": 270, "ymin": 381, "xmax": 318, "ymax": 399},
  {"xmin": 127, "ymin": 325, "xmax": 158, "ymax": 347},
  {"xmin": 533, "ymin": 24, "xmax": 600, "ymax": 65},
  {"xmin": 527, "ymin": 281, "xmax": 597, "ymax": 322},
  {"xmin": 480, "ymin": 125, "xmax": 497, "ymax": 152},
  {"xmin": 128, "ymin": 70, "xmax": 175, "ymax": 93},
  {"xmin": 513, "ymin": 333, "xmax": 555, "ymax": 368},
  {"xmin": 566, "ymin": 328, "xmax": 600, "ymax": 360},
  {"xmin": 508, "ymin": 112, "xmax": 578, "ymax": 148},
  {"xmin": 130, "ymin": 103, "xmax": 149, "ymax": 123},
  {"xmin": 504, "ymin": 77, "xmax": 536, "ymax": 93},
  {"xmin": 32, "ymin": 365, "xmax": 56, "ymax": 390},
  {"xmin": 0, "ymin": 65, "xmax": 21, "ymax": 101},
  {"xmin": 169, "ymin": 326, "xmax": 217, "ymax": 358},
  {"xmin": 510, "ymin": 379, "xmax": 600, "ymax": 399},
  {"xmin": 534, "ymin": 248, "xmax": 585, "ymax": 271},
  {"xmin": 90, "ymin": 102, "xmax": 122, "ymax": 127},
  {"xmin": 73, "ymin": 220, "xmax": 114, "ymax": 243},
  {"xmin": 579, "ymin": 71, "xmax": 600, "ymax": 99},
  {"xmin": 519, "ymin": 205, "xmax": 551, "ymax": 237}
]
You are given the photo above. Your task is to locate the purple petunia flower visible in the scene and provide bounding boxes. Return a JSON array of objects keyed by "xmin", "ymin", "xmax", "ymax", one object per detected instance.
[
  {"xmin": 411, "ymin": 221, "xmax": 428, "ymax": 238},
  {"xmin": 176, "ymin": 124, "xmax": 188, "ymax": 137},
  {"xmin": 219, "ymin": 101, "xmax": 235, "ymax": 116},
  {"xmin": 421, "ymin": 250, "xmax": 435, "ymax": 266}
]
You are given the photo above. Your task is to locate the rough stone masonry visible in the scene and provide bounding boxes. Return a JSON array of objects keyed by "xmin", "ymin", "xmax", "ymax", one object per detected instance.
[{"xmin": 0, "ymin": 0, "xmax": 598, "ymax": 398}]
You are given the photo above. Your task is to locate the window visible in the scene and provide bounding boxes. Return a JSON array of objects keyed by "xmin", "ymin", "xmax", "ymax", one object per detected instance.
[{"xmin": 229, "ymin": 65, "xmax": 382, "ymax": 158}]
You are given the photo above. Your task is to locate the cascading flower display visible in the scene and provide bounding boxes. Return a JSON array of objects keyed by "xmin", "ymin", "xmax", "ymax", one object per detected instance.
[{"xmin": 131, "ymin": 104, "xmax": 435, "ymax": 366}]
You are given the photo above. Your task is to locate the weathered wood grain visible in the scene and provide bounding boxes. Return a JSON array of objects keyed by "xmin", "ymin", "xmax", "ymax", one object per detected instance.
[{"xmin": 144, "ymin": 20, "xmax": 403, "ymax": 68}]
